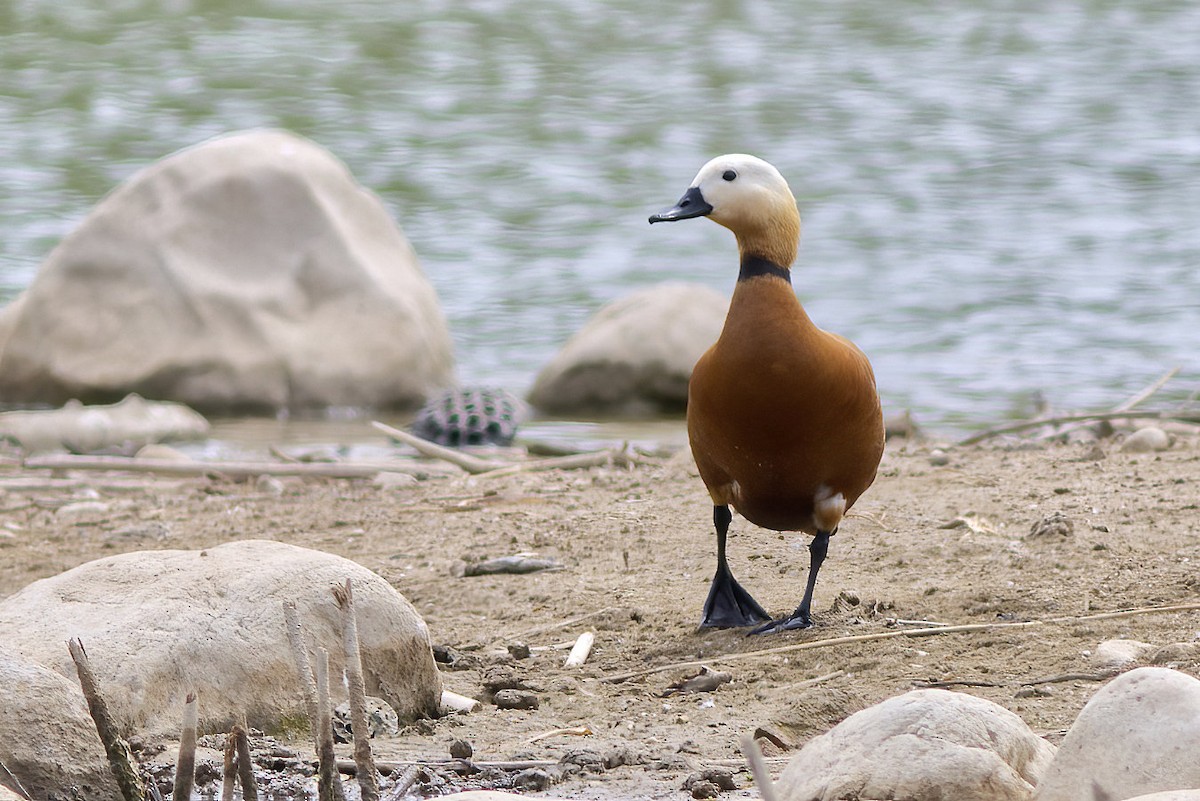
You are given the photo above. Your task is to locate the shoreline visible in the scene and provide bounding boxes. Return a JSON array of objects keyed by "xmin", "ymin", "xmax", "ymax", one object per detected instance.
[{"xmin": 2, "ymin": 432, "xmax": 1198, "ymax": 797}]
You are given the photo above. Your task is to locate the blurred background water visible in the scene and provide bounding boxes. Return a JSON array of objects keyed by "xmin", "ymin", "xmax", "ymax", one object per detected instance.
[{"xmin": 1, "ymin": 0, "xmax": 1197, "ymax": 438}]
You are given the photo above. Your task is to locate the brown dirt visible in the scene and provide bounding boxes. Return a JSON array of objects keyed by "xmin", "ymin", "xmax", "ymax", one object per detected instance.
[{"xmin": 3, "ymin": 433, "xmax": 1199, "ymax": 798}]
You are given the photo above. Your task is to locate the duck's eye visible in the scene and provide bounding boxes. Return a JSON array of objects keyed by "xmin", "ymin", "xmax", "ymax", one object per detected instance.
[{"xmin": 722, "ymin": 170, "xmax": 737, "ymax": 181}]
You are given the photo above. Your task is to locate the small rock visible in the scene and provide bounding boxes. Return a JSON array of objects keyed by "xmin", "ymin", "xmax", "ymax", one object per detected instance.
[
  {"xmin": 55, "ymin": 500, "xmax": 110, "ymax": 519},
  {"xmin": 689, "ymin": 780, "xmax": 719, "ymax": 799},
  {"xmin": 506, "ymin": 642, "xmax": 531, "ymax": 660},
  {"xmin": 373, "ymin": 471, "xmax": 419, "ymax": 489},
  {"xmin": 928, "ymin": 449, "xmax": 950, "ymax": 466},
  {"xmin": 1028, "ymin": 511, "xmax": 1073, "ymax": 539},
  {"xmin": 510, "ymin": 768, "xmax": 553, "ymax": 792},
  {"xmin": 560, "ymin": 748, "xmax": 606, "ymax": 773},
  {"xmin": 1120, "ymin": 426, "xmax": 1171, "ymax": 453},
  {"xmin": 136, "ymin": 443, "xmax": 193, "ymax": 461},
  {"xmin": 493, "ymin": 689, "xmax": 539, "ymax": 710},
  {"xmin": 331, "ymin": 696, "xmax": 400, "ymax": 742},
  {"xmin": 255, "ymin": 474, "xmax": 285, "ymax": 496},
  {"xmin": 685, "ymin": 768, "xmax": 736, "ymax": 791},
  {"xmin": 481, "ymin": 665, "xmax": 535, "ymax": 694},
  {"xmin": 603, "ymin": 745, "xmax": 645, "ymax": 769},
  {"xmin": 1092, "ymin": 639, "xmax": 1154, "ymax": 670},
  {"xmin": 1149, "ymin": 642, "xmax": 1200, "ymax": 666},
  {"xmin": 449, "ymin": 739, "xmax": 473, "ymax": 759}
]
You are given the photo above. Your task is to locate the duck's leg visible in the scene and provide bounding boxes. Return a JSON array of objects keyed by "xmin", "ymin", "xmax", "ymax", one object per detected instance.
[
  {"xmin": 701, "ymin": 505, "xmax": 771, "ymax": 628},
  {"xmin": 749, "ymin": 529, "xmax": 832, "ymax": 635}
]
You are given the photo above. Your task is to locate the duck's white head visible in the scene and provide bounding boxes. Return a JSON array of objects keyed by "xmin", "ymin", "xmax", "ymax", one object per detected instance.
[{"xmin": 649, "ymin": 154, "xmax": 800, "ymax": 268}]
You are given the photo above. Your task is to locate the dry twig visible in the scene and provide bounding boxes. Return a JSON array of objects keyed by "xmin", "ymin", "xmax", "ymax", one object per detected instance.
[
  {"xmin": 740, "ymin": 735, "xmax": 779, "ymax": 801},
  {"xmin": 371, "ymin": 422, "xmax": 507, "ymax": 473},
  {"xmin": 314, "ymin": 649, "xmax": 346, "ymax": 801},
  {"xmin": 600, "ymin": 602, "xmax": 1200, "ymax": 683},
  {"xmin": 233, "ymin": 724, "xmax": 257, "ymax": 801},
  {"xmin": 957, "ymin": 410, "xmax": 1195, "ymax": 446},
  {"xmin": 67, "ymin": 638, "xmax": 146, "ymax": 801},
  {"xmin": 221, "ymin": 732, "xmax": 237, "ymax": 801},
  {"xmin": 372, "ymin": 420, "xmax": 646, "ymax": 477},
  {"xmin": 333, "ymin": 580, "xmax": 380, "ymax": 801},
  {"xmin": 22, "ymin": 453, "xmax": 435, "ymax": 479},
  {"xmin": 172, "ymin": 692, "xmax": 198, "ymax": 801},
  {"xmin": 1111, "ymin": 366, "xmax": 1181, "ymax": 413}
]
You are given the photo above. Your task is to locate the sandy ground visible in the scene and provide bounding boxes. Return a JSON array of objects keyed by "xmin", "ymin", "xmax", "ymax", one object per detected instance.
[{"xmin": 2, "ymin": 430, "xmax": 1200, "ymax": 798}]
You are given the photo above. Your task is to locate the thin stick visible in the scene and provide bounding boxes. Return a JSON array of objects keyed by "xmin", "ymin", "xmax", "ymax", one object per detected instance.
[
  {"xmin": 372, "ymin": 421, "xmax": 647, "ymax": 478},
  {"xmin": 371, "ymin": 422, "xmax": 506, "ymax": 473},
  {"xmin": 334, "ymin": 758, "xmax": 557, "ymax": 775},
  {"xmin": 314, "ymin": 649, "xmax": 347, "ymax": 801},
  {"xmin": 172, "ymin": 692, "xmax": 198, "ymax": 801},
  {"xmin": 1022, "ymin": 670, "xmax": 1118, "ymax": 686},
  {"xmin": 510, "ymin": 606, "xmax": 614, "ymax": 640},
  {"xmin": 601, "ymin": 601, "xmax": 1200, "ymax": 683},
  {"xmin": 282, "ymin": 601, "xmax": 322, "ymax": 753},
  {"xmin": 333, "ymin": 580, "xmax": 380, "ymax": 801},
  {"xmin": 67, "ymin": 638, "xmax": 146, "ymax": 801},
  {"xmin": 22, "ymin": 454, "xmax": 438, "ymax": 479},
  {"xmin": 381, "ymin": 765, "xmax": 421, "ymax": 801},
  {"xmin": 957, "ymin": 410, "xmax": 1197, "ymax": 446},
  {"xmin": 764, "ymin": 670, "xmax": 846, "ymax": 695},
  {"xmin": 740, "ymin": 736, "xmax": 779, "ymax": 801},
  {"xmin": 1111, "ymin": 366, "xmax": 1180, "ymax": 413},
  {"xmin": 0, "ymin": 757, "xmax": 33, "ymax": 800},
  {"xmin": 234, "ymin": 724, "xmax": 257, "ymax": 801},
  {"xmin": 221, "ymin": 731, "xmax": 238, "ymax": 801},
  {"xmin": 472, "ymin": 448, "xmax": 639, "ymax": 479}
]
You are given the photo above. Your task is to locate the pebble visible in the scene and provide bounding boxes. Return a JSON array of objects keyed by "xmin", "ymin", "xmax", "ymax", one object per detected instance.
[
  {"xmin": 373, "ymin": 471, "xmax": 418, "ymax": 489},
  {"xmin": 1092, "ymin": 639, "xmax": 1155, "ymax": 670},
  {"xmin": 1120, "ymin": 426, "xmax": 1171, "ymax": 453},
  {"xmin": 55, "ymin": 500, "xmax": 110, "ymax": 519},
  {"xmin": 1028, "ymin": 511, "xmax": 1073, "ymax": 539},
  {"xmin": 449, "ymin": 739, "xmax": 473, "ymax": 759},
  {"xmin": 255, "ymin": 474, "xmax": 285, "ymax": 496},
  {"xmin": 493, "ymin": 689, "xmax": 539, "ymax": 710},
  {"xmin": 928, "ymin": 449, "xmax": 950, "ymax": 466}
]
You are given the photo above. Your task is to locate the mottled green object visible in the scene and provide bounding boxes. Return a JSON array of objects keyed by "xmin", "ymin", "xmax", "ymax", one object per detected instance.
[{"xmin": 411, "ymin": 388, "xmax": 525, "ymax": 447}]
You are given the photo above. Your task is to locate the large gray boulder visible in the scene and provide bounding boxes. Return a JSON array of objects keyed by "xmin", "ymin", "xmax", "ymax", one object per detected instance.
[
  {"xmin": 0, "ymin": 646, "xmax": 122, "ymax": 801},
  {"xmin": 0, "ymin": 540, "xmax": 443, "ymax": 735},
  {"xmin": 1034, "ymin": 668, "xmax": 1200, "ymax": 801},
  {"xmin": 0, "ymin": 129, "xmax": 454, "ymax": 413},
  {"xmin": 776, "ymin": 688, "xmax": 1055, "ymax": 801},
  {"xmin": 528, "ymin": 282, "xmax": 728, "ymax": 417}
]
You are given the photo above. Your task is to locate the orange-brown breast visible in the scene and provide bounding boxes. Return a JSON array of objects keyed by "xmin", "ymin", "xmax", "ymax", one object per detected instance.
[{"xmin": 687, "ymin": 276, "xmax": 884, "ymax": 533}]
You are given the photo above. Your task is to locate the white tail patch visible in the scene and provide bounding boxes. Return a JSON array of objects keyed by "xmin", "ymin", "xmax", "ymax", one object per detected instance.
[{"xmin": 813, "ymin": 486, "xmax": 846, "ymax": 533}]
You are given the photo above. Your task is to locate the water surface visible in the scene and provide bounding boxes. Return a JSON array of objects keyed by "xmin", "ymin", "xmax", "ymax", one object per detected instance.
[{"xmin": 2, "ymin": 0, "xmax": 1197, "ymax": 435}]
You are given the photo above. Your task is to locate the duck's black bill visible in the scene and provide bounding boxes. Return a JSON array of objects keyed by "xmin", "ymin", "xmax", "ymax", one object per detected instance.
[{"xmin": 648, "ymin": 186, "xmax": 712, "ymax": 224}]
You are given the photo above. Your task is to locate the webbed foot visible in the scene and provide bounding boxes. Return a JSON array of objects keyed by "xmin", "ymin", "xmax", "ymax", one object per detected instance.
[
  {"xmin": 747, "ymin": 610, "xmax": 813, "ymax": 635},
  {"xmin": 701, "ymin": 569, "xmax": 770, "ymax": 628}
]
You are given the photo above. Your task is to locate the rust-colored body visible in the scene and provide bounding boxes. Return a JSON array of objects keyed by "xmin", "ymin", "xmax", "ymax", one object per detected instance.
[{"xmin": 688, "ymin": 275, "xmax": 884, "ymax": 535}]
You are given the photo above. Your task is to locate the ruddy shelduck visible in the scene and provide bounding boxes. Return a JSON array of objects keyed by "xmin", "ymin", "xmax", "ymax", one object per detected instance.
[{"xmin": 650, "ymin": 154, "xmax": 885, "ymax": 634}]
